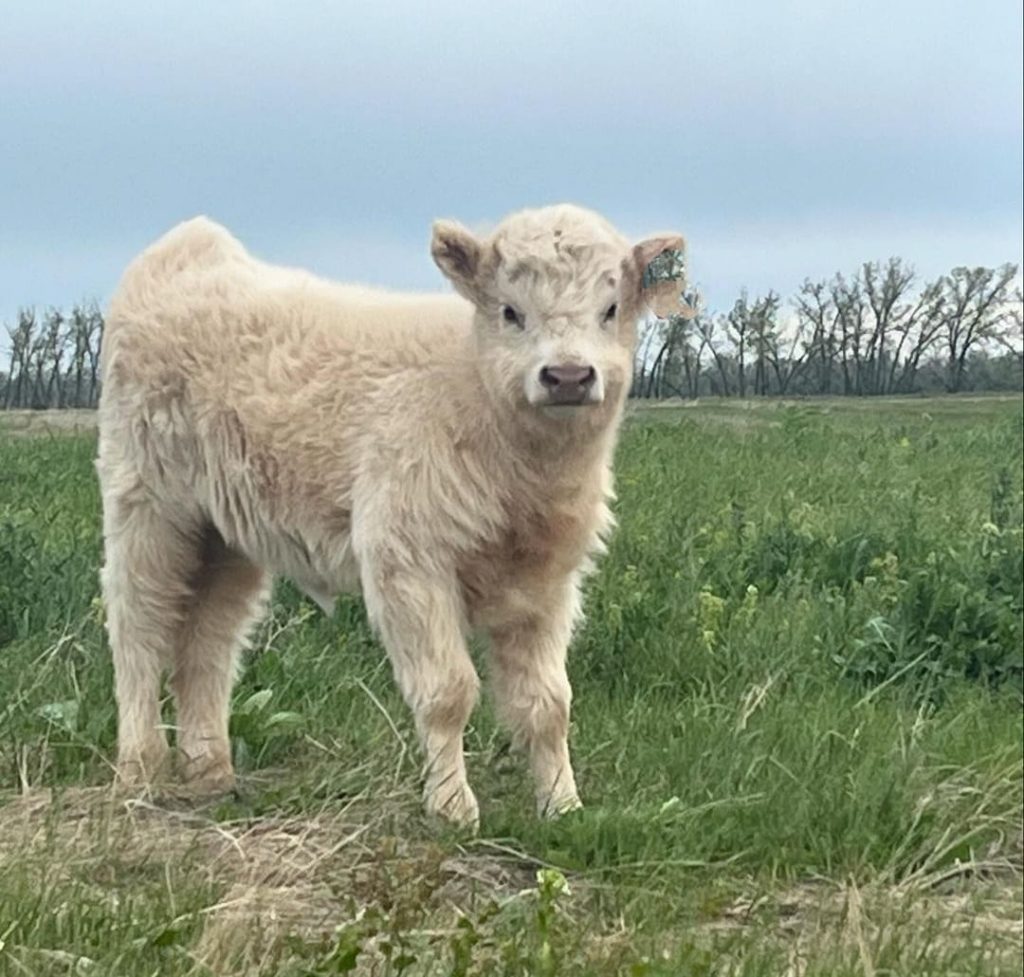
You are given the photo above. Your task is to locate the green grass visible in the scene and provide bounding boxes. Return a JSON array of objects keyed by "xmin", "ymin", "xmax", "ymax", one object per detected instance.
[{"xmin": 1, "ymin": 396, "xmax": 1022, "ymax": 975}]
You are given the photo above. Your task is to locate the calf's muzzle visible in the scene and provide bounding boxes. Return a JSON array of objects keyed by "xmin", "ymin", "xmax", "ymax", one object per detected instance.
[{"xmin": 538, "ymin": 364, "xmax": 598, "ymax": 405}]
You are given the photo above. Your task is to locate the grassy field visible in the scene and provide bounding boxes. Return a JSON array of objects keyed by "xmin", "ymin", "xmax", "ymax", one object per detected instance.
[{"xmin": 1, "ymin": 395, "xmax": 1022, "ymax": 975}]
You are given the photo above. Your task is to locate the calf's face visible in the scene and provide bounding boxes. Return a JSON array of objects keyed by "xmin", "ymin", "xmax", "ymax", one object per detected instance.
[{"xmin": 431, "ymin": 204, "xmax": 688, "ymax": 419}]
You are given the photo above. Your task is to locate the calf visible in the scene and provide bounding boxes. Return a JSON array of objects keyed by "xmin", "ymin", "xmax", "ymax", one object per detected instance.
[{"xmin": 97, "ymin": 204, "xmax": 689, "ymax": 826}]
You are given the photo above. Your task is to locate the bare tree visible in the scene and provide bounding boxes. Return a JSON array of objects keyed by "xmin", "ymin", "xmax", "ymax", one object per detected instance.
[
  {"xmin": 42, "ymin": 308, "xmax": 67, "ymax": 408},
  {"xmin": 992, "ymin": 285, "xmax": 1024, "ymax": 367},
  {"xmin": 889, "ymin": 278, "xmax": 945, "ymax": 393},
  {"xmin": 69, "ymin": 304, "xmax": 91, "ymax": 406},
  {"xmin": 748, "ymin": 291, "xmax": 781, "ymax": 395},
  {"xmin": 646, "ymin": 312, "xmax": 691, "ymax": 398},
  {"xmin": 701, "ymin": 316, "xmax": 732, "ymax": 395},
  {"xmin": 85, "ymin": 302, "xmax": 104, "ymax": 405},
  {"xmin": 831, "ymin": 273, "xmax": 868, "ymax": 394},
  {"xmin": 727, "ymin": 292, "xmax": 754, "ymax": 397},
  {"xmin": 795, "ymin": 279, "xmax": 840, "ymax": 394},
  {"xmin": 632, "ymin": 317, "xmax": 659, "ymax": 396},
  {"xmin": 861, "ymin": 258, "xmax": 915, "ymax": 394},
  {"xmin": 766, "ymin": 323, "xmax": 810, "ymax": 396},
  {"xmin": 941, "ymin": 264, "xmax": 1019, "ymax": 392},
  {"xmin": 4, "ymin": 309, "xmax": 37, "ymax": 409},
  {"xmin": 679, "ymin": 293, "xmax": 710, "ymax": 398}
]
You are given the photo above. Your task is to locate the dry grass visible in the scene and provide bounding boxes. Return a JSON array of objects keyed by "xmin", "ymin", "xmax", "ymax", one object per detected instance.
[
  {"xmin": 0, "ymin": 785, "xmax": 561, "ymax": 974},
  {"xmin": 0, "ymin": 409, "xmax": 98, "ymax": 436},
  {"xmin": 2, "ymin": 785, "xmax": 1020, "ymax": 976}
]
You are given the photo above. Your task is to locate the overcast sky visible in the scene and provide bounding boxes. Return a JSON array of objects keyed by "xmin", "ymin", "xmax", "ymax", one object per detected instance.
[{"xmin": 1, "ymin": 0, "xmax": 1021, "ymax": 326}]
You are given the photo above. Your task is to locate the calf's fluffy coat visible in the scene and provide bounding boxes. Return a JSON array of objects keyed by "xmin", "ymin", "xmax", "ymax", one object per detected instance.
[{"xmin": 97, "ymin": 204, "xmax": 686, "ymax": 826}]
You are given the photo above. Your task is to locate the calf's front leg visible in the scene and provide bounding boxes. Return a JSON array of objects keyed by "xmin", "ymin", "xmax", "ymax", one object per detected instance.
[
  {"xmin": 489, "ymin": 588, "xmax": 583, "ymax": 818},
  {"xmin": 361, "ymin": 562, "xmax": 480, "ymax": 828}
]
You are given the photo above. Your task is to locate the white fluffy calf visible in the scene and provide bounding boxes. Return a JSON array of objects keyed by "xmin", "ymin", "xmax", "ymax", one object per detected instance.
[{"xmin": 97, "ymin": 204, "xmax": 687, "ymax": 826}]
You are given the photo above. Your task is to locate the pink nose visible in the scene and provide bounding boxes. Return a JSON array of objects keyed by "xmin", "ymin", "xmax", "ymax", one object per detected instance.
[{"xmin": 538, "ymin": 364, "xmax": 597, "ymax": 403}]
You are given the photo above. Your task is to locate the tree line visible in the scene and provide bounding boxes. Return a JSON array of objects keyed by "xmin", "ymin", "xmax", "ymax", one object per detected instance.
[
  {"xmin": 1, "ymin": 257, "xmax": 1022, "ymax": 410},
  {"xmin": 1, "ymin": 304, "xmax": 104, "ymax": 409},
  {"xmin": 633, "ymin": 259, "xmax": 1023, "ymax": 398}
]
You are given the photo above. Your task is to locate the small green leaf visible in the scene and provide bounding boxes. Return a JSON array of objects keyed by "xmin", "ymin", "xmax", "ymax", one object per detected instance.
[
  {"xmin": 237, "ymin": 688, "xmax": 273, "ymax": 715},
  {"xmin": 265, "ymin": 710, "xmax": 305, "ymax": 731}
]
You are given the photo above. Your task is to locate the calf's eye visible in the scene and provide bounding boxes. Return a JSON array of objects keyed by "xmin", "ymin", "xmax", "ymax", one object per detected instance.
[
  {"xmin": 502, "ymin": 305, "xmax": 523, "ymax": 328},
  {"xmin": 603, "ymin": 303, "xmax": 618, "ymax": 322}
]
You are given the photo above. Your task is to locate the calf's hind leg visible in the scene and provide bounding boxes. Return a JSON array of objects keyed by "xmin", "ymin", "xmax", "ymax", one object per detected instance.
[
  {"xmin": 101, "ymin": 491, "xmax": 197, "ymax": 786},
  {"xmin": 170, "ymin": 527, "xmax": 269, "ymax": 792}
]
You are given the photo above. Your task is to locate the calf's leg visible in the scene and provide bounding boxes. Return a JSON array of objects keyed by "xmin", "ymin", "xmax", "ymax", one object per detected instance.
[
  {"xmin": 100, "ymin": 489, "xmax": 197, "ymax": 786},
  {"xmin": 361, "ymin": 563, "xmax": 480, "ymax": 827},
  {"xmin": 489, "ymin": 589, "xmax": 582, "ymax": 817},
  {"xmin": 170, "ymin": 527, "xmax": 269, "ymax": 792}
]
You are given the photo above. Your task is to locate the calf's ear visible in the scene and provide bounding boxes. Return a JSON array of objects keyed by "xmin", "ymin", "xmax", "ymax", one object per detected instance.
[
  {"xmin": 629, "ymin": 233, "xmax": 697, "ymax": 320},
  {"xmin": 431, "ymin": 220, "xmax": 485, "ymax": 303}
]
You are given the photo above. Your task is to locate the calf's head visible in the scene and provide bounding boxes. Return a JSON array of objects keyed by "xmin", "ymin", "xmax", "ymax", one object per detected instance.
[{"xmin": 431, "ymin": 204, "xmax": 689, "ymax": 420}]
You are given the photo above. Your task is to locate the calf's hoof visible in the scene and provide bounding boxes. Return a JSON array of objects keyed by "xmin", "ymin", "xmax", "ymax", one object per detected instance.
[
  {"xmin": 114, "ymin": 746, "xmax": 172, "ymax": 791},
  {"xmin": 179, "ymin": 753, "xmax": 236, "ymax": 796},
  {"xmin": 539, "ymin": 792, "xmax": 583, "ymax": 819},
  {"xmin": 424, "ymin": 780, "xmax": 480, "ymax": 830}
]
